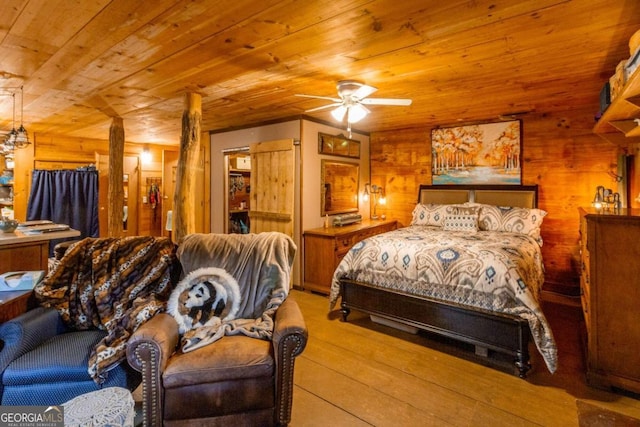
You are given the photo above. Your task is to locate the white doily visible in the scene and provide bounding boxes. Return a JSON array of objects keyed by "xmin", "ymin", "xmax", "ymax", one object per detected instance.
[{"xmin": 63, "ymin": 387, "xmax": 135, "ymax": 427}]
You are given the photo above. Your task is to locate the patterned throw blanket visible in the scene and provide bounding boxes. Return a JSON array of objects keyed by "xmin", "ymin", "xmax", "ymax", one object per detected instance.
[
  {"xmin": 175, "ymin": 232, "xmax": 296, "ymax": 352},
  {"xmin": 35, "ymin": 236, "xmax": 176, "ymax": 382}
]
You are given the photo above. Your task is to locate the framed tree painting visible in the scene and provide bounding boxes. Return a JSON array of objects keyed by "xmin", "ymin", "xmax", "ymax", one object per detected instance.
[{"xmin": 431, "ymin": 119, "xmax": 522, "ymax": 185}]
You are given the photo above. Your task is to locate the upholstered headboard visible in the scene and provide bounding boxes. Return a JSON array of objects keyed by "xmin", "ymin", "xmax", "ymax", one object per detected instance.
[{"xmin": 418, "ymin": 184, "xmax": 538, "ymax": 208}]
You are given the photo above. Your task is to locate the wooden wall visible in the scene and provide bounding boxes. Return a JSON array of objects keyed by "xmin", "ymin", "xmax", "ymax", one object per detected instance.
[
  {"xmin": 12, "ymin": 133, "xmax": 179, "ymax": 237},
  {"xmin": 370, "ymin": 106, "xmax": 623, "ymax": 297}
]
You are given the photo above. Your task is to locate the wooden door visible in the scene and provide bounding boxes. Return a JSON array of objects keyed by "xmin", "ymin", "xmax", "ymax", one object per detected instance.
[
  {"xmin": 249, "ymin": 139, "xmax": 295, "ymax": 237},
  {"xmin": 97, "ymin": 154, "xmax": 139, "ymax": 237}
]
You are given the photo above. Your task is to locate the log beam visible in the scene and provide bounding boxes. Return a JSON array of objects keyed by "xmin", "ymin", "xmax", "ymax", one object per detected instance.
[
  {"xmin": 108, "ymin": 117, "xmax": 125, "ymax": 237},
  {"xmin": 174, "ymin": 93, "xmax": 202, "ymax": 243}
]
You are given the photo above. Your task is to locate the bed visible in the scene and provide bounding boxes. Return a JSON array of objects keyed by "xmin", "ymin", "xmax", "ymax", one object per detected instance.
[{"xmin": 329, "ymin": 184, "xmax": 557, "ymax": 378}]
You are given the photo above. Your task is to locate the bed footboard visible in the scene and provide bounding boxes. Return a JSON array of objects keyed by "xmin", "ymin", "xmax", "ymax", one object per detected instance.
[{"xmin": 339, "ymin": 279, "xmax": 531, "ymax": 378}]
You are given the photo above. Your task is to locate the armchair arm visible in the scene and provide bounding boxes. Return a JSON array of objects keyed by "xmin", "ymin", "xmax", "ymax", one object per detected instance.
[
  {"xmin": 0, "ymin": 307, "xmax": 65, "ymax": 368},
  {"xmin": 272, "ymin": 295, "xmax": 308, "ymax": 426},
  {"xmin": 126, "ymin": 313, "xmax": 179, "ymax": 427},
  {"xmin": 0, "ymin": 307, "xmax": 66, "ymax": 399}
]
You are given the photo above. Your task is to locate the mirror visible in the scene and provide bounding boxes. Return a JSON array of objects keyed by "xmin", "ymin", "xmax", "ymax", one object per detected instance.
[
  {"xmin": 321, "ymin": 160, "xmax": 359, "ymax": 216},
  {"xmin": 318, "ymin": 132, "xmax": 360, "ymax": 158}
]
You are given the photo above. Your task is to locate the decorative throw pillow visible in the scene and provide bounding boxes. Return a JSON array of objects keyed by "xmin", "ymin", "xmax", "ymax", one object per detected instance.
[
  {"xmin": 475, "ymin": 204, "xmax": 547, "ymax": 241},
  {"xmin": 167, "ymin": 267, "xmax": 241, "ymax": 334},
  {"xmin": 411, "ymin": 204, "xmax": 478, "ymax": 227},
  {"xmin": 443, "ymin": 214, "xmax": 479, "ymax": 233}
]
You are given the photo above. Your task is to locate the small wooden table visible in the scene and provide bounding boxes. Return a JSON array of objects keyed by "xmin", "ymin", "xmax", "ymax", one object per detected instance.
[
  {"xmin": 0, "ymin": 290, "xmax": 36, "ymax": 323},
  {"xmin": 0, "ymin": 227, "xmax": 81, "ymax": 322},
  {"xmin": 0, "ymin": 227, "xmax": 81, "ymax": 272}
]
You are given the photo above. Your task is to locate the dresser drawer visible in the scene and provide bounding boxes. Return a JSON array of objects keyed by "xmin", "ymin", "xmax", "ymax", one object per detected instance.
[
  {"xmin": 354, "ymin": 222, "xmax": 395, "ymax": 240},
  {"xmin": 304, "ymin": 219, "xmax": 397, "ymax": 295},
  {"xmin": 334, "ymin": 221, "xmax": 397, "ymax": 257},
  {"xmin": 335, "ymin": 236, "xmax": 356, "ymax": 257}
]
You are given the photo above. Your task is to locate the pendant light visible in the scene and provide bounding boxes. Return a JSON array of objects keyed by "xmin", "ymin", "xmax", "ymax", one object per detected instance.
[
  {"xmin": 4, "ymin": 92, "xmax": 17, "ymax": 149},
  {"xmin": 14, "ymin": 86, "xmax": 30, "ymax": 148}
]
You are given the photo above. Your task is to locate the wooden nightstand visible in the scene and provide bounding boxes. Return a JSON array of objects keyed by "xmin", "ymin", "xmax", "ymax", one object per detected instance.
[{"xmin": 303, "ymin": 219, "xmax": 397, "ymax": 295}]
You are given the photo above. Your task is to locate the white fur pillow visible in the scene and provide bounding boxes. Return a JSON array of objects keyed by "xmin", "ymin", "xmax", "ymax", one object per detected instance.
[{"xmin": 167, "ymin": 267, "xmax": 241, "ymax": 335}]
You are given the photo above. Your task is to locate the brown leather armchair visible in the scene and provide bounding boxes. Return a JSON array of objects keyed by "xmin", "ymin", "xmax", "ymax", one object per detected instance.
[{"xmin": 127, "ymin": 232, "xmax": 308, "ymax": 427}]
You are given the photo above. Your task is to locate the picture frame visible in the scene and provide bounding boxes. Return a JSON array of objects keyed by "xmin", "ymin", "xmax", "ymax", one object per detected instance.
[{"xmin": 431, "ymin": 119, "xmax": 522, "ymax": 185}]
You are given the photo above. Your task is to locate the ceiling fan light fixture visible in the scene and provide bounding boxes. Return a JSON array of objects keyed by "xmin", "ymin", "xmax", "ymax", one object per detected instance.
[
  {"xmin": 331, "ymin": 105, "xmax": 347, "ymax": 121},
  {"xmin": 300, "ymin": 79, "xmax": 411, "ymax": 134},
  {"xmin": 347, "ymin": 103, "xmax": 368, "ymax": 123}
]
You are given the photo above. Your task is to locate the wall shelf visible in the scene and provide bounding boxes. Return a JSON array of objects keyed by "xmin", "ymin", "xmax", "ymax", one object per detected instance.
[{"xmin": 594, "ymin": 67, "xmax": 640, "ymax": 146}]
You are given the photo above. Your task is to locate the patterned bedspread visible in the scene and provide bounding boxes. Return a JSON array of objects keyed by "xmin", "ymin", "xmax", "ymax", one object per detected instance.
[{"xmin": 329, "ymin": 225, "xmax": 557, "ymax": 373}]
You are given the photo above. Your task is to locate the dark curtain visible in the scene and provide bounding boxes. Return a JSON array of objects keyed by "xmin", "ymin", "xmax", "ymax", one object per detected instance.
[{"xmin": 27, "ymin": 169, "xmax": 99, "ymax": 255}]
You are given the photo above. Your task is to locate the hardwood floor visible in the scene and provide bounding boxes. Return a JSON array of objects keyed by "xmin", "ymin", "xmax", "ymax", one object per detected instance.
[{"xmin": 289, "ymin": 290, "xmax": 640, "ymax": 426}]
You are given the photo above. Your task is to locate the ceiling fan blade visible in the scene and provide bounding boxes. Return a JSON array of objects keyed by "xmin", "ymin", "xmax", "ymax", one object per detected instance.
[
  {"xmin": 305, "ymin": 103, "xmax": 343, "ymax": 113},
  {"xmin": 361, "ymin": 97, "xmax": 412, "ymax": 106},
  {"xmin": 295, "ymin": 94, "xmax": 342, "ymax": 102},
  {"xmin": 353, "ymin": 84, "xmax": 377, "ymax": 100}
]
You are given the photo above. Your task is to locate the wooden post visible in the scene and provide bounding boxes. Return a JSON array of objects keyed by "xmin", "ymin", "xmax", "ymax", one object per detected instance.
[
  {"xmin": 108, "ymin": 117, "xmax": 125, "ymax": 237},
  {"xmin": 173, "ymin": 93, "xmax": 201, "ymax": 243}
]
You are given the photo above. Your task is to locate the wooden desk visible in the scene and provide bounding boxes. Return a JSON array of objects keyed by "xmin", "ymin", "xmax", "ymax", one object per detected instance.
[{"xmin": 0, "ymin": 228, "xmax": 81, "ymax": 272}]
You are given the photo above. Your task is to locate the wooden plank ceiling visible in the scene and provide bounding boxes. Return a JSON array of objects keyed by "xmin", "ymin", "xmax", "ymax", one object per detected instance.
[{"xmin": 0, "ymin": 0, "xmax": 638, "ymax": 144}]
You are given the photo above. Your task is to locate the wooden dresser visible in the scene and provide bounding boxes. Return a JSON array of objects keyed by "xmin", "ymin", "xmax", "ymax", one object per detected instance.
[
  {"xmin": 579, "ymin": 207, "xmax": 640, "ymax": 394},
  {"xmin": 303, "ymin": 219, "xmax": 397, "ymax": 295}
]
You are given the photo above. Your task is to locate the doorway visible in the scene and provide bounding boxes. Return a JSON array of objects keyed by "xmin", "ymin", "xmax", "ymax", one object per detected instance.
[
  {"xmin": 224, "ymin": 148, "xmax": 251, "ymax": 234},
  {"xmin": 97, "ymin": 154, "xmax": 139, "ymax": 237}
]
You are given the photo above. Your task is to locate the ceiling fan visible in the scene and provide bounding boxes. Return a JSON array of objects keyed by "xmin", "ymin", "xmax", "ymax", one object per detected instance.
[{"xmin": 296, "ymin": 80, "xmax": 412, "ymax": 135}]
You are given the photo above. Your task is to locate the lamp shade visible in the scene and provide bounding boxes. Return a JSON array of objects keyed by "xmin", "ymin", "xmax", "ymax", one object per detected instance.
[
  {"xmin": 347, "ymin": 103, "xmax": 368, "ymax": 123},
  {"xmin": 331, "ymin": 105, "xmax": 347, "ymax": 121},
  {"xmin": 14, "ymin": 125, "xmax": 30, "ymax": 148}
]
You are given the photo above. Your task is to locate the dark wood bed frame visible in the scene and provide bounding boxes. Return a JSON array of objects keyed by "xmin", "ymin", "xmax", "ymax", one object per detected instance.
[{"xmin": 339, "ymin": 184, "xmax": 539, "ymax": 378}]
